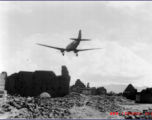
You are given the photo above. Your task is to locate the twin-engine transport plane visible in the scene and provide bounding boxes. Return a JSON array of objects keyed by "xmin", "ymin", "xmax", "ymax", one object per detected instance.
[{"xmin": 37, "ymin": 30, "xmax": 102, "ymax": 56}]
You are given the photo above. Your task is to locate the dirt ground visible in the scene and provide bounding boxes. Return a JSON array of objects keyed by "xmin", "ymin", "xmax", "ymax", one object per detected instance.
[
  {"xmin": 69, "ymin": 95, "xmax": 124, "ymax": 119},
  {"xmin": 119, "ymin": 103, "xmax": 152, "ymax": 113}
]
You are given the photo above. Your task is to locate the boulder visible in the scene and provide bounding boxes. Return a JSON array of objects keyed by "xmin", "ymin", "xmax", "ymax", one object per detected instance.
[{"xmin": 40, "ymin": 92, "xmax": 51, "ymax": 98}]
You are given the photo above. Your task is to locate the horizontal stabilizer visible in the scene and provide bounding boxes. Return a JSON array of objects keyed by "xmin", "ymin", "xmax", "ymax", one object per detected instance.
[
  {"xmin": 70, "ymin": 38, "xmax": 78, "ymax": 40},
  {"xmin": 81, "ymin": 39, "xmax": 91, "ymax": 41},
  {"xmin": 70, "ymin": 38, "xmax": 91, "ymax": 41}
]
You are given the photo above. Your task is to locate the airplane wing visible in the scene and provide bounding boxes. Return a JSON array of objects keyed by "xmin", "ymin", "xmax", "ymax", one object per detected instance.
[
  {"xmin": 76, "ymin": 48, "xmax": 102, "ymax": 52},
  {"xmin": 37, "ymin": 43, "xmax": 65, "ymax": 51}
]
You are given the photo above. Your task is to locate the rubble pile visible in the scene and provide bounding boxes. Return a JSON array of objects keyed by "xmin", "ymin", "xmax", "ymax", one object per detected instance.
[
  {"xmin": 64, "ymin": 92, "xmax": 85, "ymax": 107},
  {"xmin": 0, "ymin": 92, "xmax": 85, "ymax": 119},
  {"xmin": 110, "ymin": 96, "xmax": 135, "ymax": 105},
  {"xmin": 120, "ymin": 109, "xmax": 152, "ymax": 119},
  {"xmin": 1, "ymin": 92, "xmax": 151, "ymax": 119},
  {"xmin": 86, "ymin": 95, "xmax": 125, "ymax": 113}
]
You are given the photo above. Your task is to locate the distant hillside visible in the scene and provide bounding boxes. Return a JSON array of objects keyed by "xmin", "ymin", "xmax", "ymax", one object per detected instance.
[
  {"xmin": 102, "ymin": 84, "xmax": 148, "ymax": 93},
  {"xmin": 136, "ymin": 86, "xmax": 148, "ymax": 92}
]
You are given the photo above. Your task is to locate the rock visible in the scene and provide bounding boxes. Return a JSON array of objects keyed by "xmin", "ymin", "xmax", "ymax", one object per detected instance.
[
  {"xmin": 8, "ymin": 101, "xmax": 21, "ymax": 109},
  {"xmin": 40, "ymin": 92, "xmax": 51, "ymax": 98},
  {"xmin": 26, "ymin": 97, "xmax": 33, "ymax": 102}
]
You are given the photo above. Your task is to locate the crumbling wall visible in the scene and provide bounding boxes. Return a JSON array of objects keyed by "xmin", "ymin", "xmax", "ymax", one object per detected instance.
[
  {"xmin": 0, "ymin": 72, "xmax": 7, "ymax": 101},
  {"xmin": 6, "ymin": 73, "xmax": 18, "ymax": 95},
  {"xmin": 0, "ymin": 72, "xmax": 6, "ymax": 90},
  {"xmin": 136, "ymin": 88, "xmax": 152, "ymax": 103},
  {"xmin": 96, "ymin": 87, "xmax": 107, "ymax": 95},
  {"xmin": 75, "ymin": 79, "xmax": 85, "ymax": 88},
  {"xmin": 140, "ymin": 94, "xmax": 152, "ymax": 103},
  {"xmin": 136, "ymin": 93, "xmax": 152, "ymax": 103},
  {"xmin": 91, "ymin": 87, "xmax": 96, "ymax": 95},
  {"xmin": 70, "ymin": 79, "xmax": 85, "ymax": 92},
  {"xmin": 81, "ymin": 89, "xmax": 91, "ymax": 95},
  {"xmin": 5, "ymin": 66, "xmax": 70, "ymax": 97},
  {"xmin": 60, "ymin": 66, "xmax": 70, "ymax": 96}
]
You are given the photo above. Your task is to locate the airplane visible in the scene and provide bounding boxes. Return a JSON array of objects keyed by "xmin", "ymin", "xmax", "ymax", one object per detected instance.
[{"xmin": 37, "ymin": 30, "xmax": 102, "ymax": 56}]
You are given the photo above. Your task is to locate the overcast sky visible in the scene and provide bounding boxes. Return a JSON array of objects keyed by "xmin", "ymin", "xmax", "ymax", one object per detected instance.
[{"xmin": 1, "ymin": 1, "xmax": 152, "ymax": 87}]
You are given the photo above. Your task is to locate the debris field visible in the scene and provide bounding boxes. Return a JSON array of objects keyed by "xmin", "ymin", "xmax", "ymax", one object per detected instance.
[{"xmin": 0, "ymin": 92, "xmax": 152, "ymax": 119}]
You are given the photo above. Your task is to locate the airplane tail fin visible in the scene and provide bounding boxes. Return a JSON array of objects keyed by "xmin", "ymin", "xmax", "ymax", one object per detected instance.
[
  {"xmin": 70, "ymin": 30, "xmax": 90, "ymax": 41},
  {"xmin": 78, "ymin": 30, "xmax": 81, "ymax": 39}
]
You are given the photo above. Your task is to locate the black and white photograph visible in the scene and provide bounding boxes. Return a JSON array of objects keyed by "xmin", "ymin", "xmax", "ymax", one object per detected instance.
[{"xmin": 0, "ymin": 1, "xmax": 152, "ymax": 119}]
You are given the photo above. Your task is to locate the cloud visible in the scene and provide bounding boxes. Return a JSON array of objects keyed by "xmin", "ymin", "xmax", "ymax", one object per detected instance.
[
  {"xmin": 131, "ymin": 42, "xmax": 149, "ymax": 51},
  {"xmin": 2, "ymin": 49, "xmax": 38, "ymax": 75},
  {"xmin": 62, "ymin": 40, "xmax": 152, "ymax": 87}
]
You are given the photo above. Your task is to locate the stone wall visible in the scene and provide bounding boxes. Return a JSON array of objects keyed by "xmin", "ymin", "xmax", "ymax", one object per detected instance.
[
  {"xmin": 0, "ymin": 72, "xmax": 7, "ymax": 102},
  {"xmin": 0, "ymin": 72, "xmax": 7, "ymax": 91},
  {"xmin": 81, "ymin": 89, "xmax": 91, "ymax": 95},
  {"xmin": 91, "ymin": 87, "xmax": 96, "ymax": 95},
  {"xmin": 135, "ymin": 88, "xmax": 152, "ymax": 103},
  {"xmin": 96, "ymin": 87, "xmax": 107, "ymax": 95},
  {"xmin": 5, "ymin": 66, "xmax": 70, "ymax": 97},
  {"xmin": 6, "ymin": 73, "xmax": 18, "ymax": 95},
  {"xmin": 60, "ymin": 66, "xmax": 71, "ymax": 96},
  {"xmin": 140, "ymin": 94, "xmax": 152, "ymax": 103}
]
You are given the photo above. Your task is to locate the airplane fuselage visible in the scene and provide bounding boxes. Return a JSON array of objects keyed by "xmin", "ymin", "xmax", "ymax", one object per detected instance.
[{"xmin": 65, "ymin": 40, "xmax": 80, "ymax": 52}]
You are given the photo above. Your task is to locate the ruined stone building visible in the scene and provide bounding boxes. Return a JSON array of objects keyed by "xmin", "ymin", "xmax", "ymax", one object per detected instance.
[
  {"xmin": 74, "ymin": 79, "xmax": 86, "ymax": 88},
  {"xmin": 79, "ymin": 87, "xmax": 96, "ymax": 95},
  {"xmin": 136, "ymin": 88, "xmax": 152, "ymax": 103},
  {"xmin": 96, "ymin": 87, "xmax": 107, "ymax": 95},
  {"xmin": 70, "ymin": 79, "xmax": 97, "ymax": 95},
  {"xmin": 70, "ymin": 79, "xmax": 86, "ymax": 92},
  {"xmin": 87, "ymin": 82, "xmax": 90, "ymax": 88},
  {"xmin": 5, "ymin": 66, "xmax": 70, "ymax": 97},
  {"xmin": 123, "ymin": 84, "xmax": 137, "ymax": 100}
]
